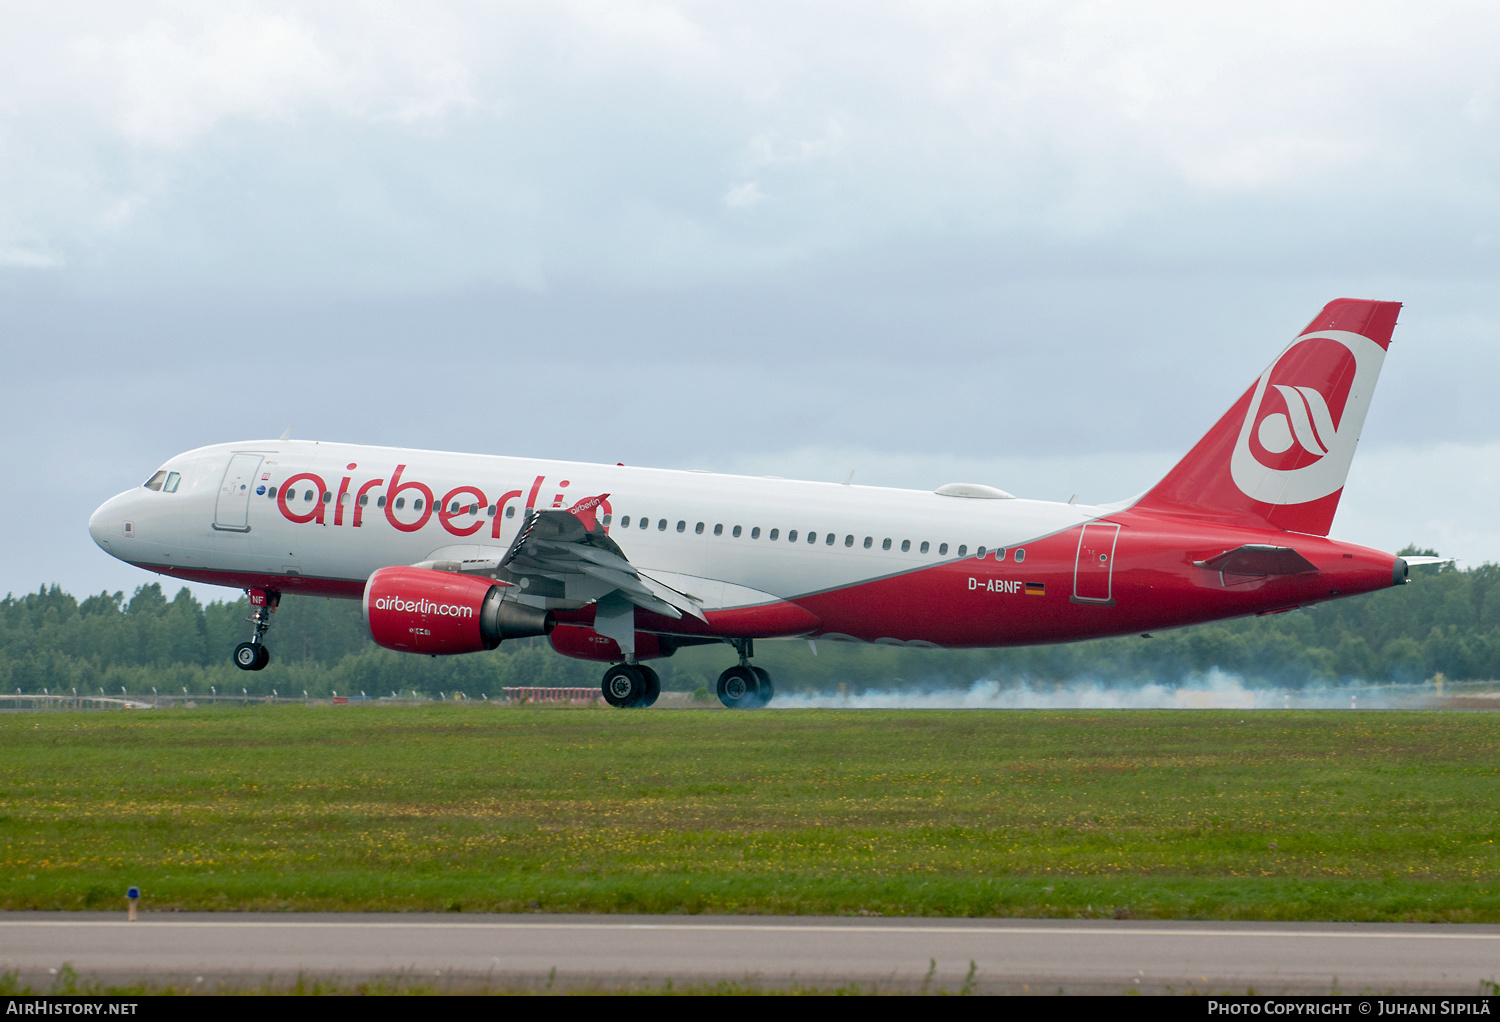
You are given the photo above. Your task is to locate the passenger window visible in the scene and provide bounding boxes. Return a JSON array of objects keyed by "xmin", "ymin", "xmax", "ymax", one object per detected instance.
[
  {"xmin": 769, "ymin": 529, "xmax": 779, "ymax": 540},
  {"xmin": 486, "ymin": 505, "xmax": 495, "ymax": 516},
  {"xmin": 378, "ymin": 496, "xmax": 387, "ymax": 508},
  {"xmin": 304, "ymin": 490, "xmax": 315, "ymax": 502},
  {"xmin": 714, "ymin": 524, "xmax": 723, "ymax": 536},
  {"xmin": 826, "ymin": 533, "xmax": 836, "ymax": 546},
  {"xmin": 320, "ymin": 492, "xmax": 331, "ymax": 503},
  {"xmin": 844, "ymin": 535, "xmax": 853, "ymax": 547},
  {"xmin": 864, "ymin": 537, "xmax": 873, "ymax": 549},
  {"xmin": 939, "ymin": 542, "xmax": 948, "ymax": 555},
  {"xmin": 163, "ymin": 472, "xmax": 181, "ymax": 493},
  {"xmin": 752, "ymin": 527, "xmax": 761, "ymax": 539},
  {"xmin": 359, "ymin": 494, "xmax": 370, "ymax": 507},
  {"xmin": 267, "ymin": 487, "xmax": 277, "ymax": 499},
  {"xmin": 1015, "ymin": 548, "xmax": 1026, "ymax": 563},
  {"xmin": 395, "ymin": 497, "xmax": 405, "ymax": 509},
  {"xmin": 695, "ymin": 522, "xmax": 704, "ymax": 534},
  {"xmin": 340, "ymin": 493, "xmax": 351, "ymax": 505},
  {"xmin": 732, "ymin": 525, "xmax": 741, "ymax": 537},
  {"xmin": 602, "ymin": 514, "xmax": 611, "ymax": 526},
  {"xmin": 901, "ymin": 540, "xmax": 911, "ymax": 552},
  {"xmin": 620, "ymin": 516, "xmax": 631, "ymax": 527},
  {"xmin": 659, "ymin": 520, "xmax": 668, "ymax": 532},
  {"xmin": 882, "ymin": 538, "xmax": 891, "ymax": 551},
  {"xmin": 675, "ymin": 520, "xmax": 685, "ymax": 533},
  {"xmin": 639, "ymin": 516, "xmax": 647, "ymax": 528},
  {"xmin": 143, "ymin": 471, "xmax": 167, "ymax": 491},
  {"xmin": 506, "ymin": 505, "xmax": 515, "ymax": 518},
  {"xmin": 977, "ymin": 546, "xmax": 986, "ymax": 558},
  {"xmin": 996, "ymin": 548, "xmax": 1006, "ymax": 560},
  {"xmin": 957, "ymin": 544, "xmax": 967, "ymax": 556},
  {"xmin": 415, "ymin": 499, "xmax": 425, "ymax": 511},
  {"xmin": 920, "ymin": 541, "xmax": 929, "ymax": 554},
  {"xmin": 788, "ymin": 530, "xmax": 798, "ymax": 542},
  {"xmin": 449, "ymin": 501, "xmax": 459, "ymax": 513}
]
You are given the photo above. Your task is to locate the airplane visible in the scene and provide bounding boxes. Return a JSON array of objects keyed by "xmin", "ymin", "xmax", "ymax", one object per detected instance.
[{"xmin": 89, "ymin": 298, "xmax": 1434, "ymax": 709}]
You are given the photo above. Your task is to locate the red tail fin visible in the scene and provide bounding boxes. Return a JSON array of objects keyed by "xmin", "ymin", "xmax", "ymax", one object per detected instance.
[{"xmin": 1135, "ymin": 298, "xmax": 1401, "ymax": 536}]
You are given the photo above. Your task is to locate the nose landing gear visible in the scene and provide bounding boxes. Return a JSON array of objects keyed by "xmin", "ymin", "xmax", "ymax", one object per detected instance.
[
  {"xmin": 716, "ymin": 639, "xmax": 774, "ymax": 709},
  {"xmin": 233, "ymin": 642, "xmax": 270, "ymax": 671},
  {"xmin": 232, "ymin": 589, "xmax": 279, "ymax": 672}
]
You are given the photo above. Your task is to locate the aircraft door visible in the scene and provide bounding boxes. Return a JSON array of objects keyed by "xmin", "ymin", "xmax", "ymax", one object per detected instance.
[
  {"xmin": 213, "ymin": 454, "xmax": 264, "ymax": 532},
  {"xmin": 1072, "ymin": 522, "xmax": 1120, "ymax": 604}
]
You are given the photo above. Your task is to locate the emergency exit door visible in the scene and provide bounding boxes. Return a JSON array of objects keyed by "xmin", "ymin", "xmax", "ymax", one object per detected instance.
[
  {"xmin": 1072, "ymin": 522, "xmax": 1120, "ymax": 604},
  {"xmin": 213, "ymin": 453, "xmax": 264, "ymax": 532}
]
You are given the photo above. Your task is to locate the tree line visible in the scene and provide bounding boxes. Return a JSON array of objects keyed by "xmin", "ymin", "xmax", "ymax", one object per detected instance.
[{"xmin": 0, "ymin": 551, "xmax": 1482, "ymax": 696}]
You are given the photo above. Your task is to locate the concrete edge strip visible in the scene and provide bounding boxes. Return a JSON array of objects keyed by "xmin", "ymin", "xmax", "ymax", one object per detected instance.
[{"xmin": 4, "ymin": 921, "xmax": 1500, "ymax": 941}]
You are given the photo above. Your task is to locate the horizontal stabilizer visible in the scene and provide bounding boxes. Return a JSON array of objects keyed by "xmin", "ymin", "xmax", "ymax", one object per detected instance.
[
  {"xmin": 1402, "ymin": 556, "xmax": 1453, "ymax": 567},
  {"xmin": 1195, "ymin": 544, "xmax": 1317, "ymax": 576}
]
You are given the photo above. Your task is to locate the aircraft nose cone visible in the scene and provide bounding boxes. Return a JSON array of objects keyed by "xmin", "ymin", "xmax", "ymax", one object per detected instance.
[
  {"xmin": 90, "ymin": 493, "xmax": 130, "ymax": 555},
  {"xmin": 89, "ymin": 501, "xmax": 113, "ymax": 552}
]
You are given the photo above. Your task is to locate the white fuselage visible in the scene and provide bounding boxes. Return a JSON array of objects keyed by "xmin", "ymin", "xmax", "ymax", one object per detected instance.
[{"xmin": 90, "ymin": 439, "xmax": 1098, "ymax": 611}]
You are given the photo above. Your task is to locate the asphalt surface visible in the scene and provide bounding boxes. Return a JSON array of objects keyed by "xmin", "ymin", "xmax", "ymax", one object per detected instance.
[{"xmin": 4, "ymin": 913, "xmax": 1498, "ymax": 994}]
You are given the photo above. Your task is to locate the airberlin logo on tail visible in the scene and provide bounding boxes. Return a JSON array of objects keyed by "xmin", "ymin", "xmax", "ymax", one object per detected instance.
[
  {"xmin": 1229, "ymin": 330, "xmax": 1386, "ymax": 506},
  {"xmin": 373, "ymin": 596, "xmax": 474, "ymax": 618},
  {"xmin": 1259, "ymin": 384, "xmax": 1340, "ymax": 459}
]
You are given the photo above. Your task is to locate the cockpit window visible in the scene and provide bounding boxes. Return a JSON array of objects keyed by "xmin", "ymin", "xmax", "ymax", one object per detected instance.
[
  {"xmin": 143, "ymin": 471, "xmax": 167, "ymax": 491},
  {"xmin": 163, "ymin": 472, "xmax": 181, "ymax": 493}
]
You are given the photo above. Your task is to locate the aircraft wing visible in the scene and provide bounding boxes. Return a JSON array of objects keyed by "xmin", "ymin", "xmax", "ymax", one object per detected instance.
[{"xmin": 497, "ymin": 494, "xmax": 706, "ymax": 622}]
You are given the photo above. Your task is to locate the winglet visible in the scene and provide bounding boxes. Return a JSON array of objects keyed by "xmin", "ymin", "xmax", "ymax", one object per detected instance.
[
  {"xmin": 279, "ymin": 425, "xmax": 292, "ymax": 441},
  {"xmin": 565, "ymin": 493, "xmax": 610, "ymax": 532}
]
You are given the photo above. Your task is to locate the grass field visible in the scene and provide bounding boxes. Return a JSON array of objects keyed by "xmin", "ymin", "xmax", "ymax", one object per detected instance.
[{"xmin": 2, "ymin": 705, "xmax": 1498, "ymax": 921}]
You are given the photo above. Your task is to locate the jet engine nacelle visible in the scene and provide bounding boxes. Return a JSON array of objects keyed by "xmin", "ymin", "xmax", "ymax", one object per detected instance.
[{"xmin": 363, "ymin": 566, "xmax": 553, "ymax": 655}]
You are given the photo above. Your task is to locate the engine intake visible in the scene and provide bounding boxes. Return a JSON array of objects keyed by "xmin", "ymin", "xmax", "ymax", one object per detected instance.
[{"xmin": 363, "ymin": 566, "xmax": 553, "ymax": 655}]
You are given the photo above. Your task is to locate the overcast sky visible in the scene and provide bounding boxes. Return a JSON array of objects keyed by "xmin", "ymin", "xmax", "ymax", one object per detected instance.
[{"xmin": 2, "ymin": 2, "xmax": 1498, "ymax": 601}]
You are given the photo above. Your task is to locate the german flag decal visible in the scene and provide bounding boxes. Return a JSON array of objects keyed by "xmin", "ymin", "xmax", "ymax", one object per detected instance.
[{"xmin": 1025, "ymin": 582, "xmax": 1046, "ymax": 596}]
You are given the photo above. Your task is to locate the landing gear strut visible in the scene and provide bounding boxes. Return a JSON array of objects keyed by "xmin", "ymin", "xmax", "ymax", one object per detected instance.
[
  {"xmin": 716, "ymin": 638, "xmax": 774, "ymax": 709},
  {"xmin": 601, "ymin": 662, "xmax": 660, "ymax": 708},
  {"xmin": 232, "ymin": 589, "xmax": 278, "ymax": 672}
]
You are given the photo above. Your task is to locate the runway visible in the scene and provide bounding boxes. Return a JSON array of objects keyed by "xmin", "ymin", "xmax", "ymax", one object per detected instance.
[{"xmin": 5, "ymin": 913, "xmax": 1499, "ymax": 994}]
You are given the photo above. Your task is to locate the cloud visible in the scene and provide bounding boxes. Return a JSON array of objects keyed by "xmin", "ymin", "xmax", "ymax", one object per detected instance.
[
  {"xmin": 723, "ymin": 181, "xmax": 763, "ymax": 208},
  {"xmin": 2, "ymin": 3, "xmax": 1499, "ymax": 598},
  {"xmin": 0, "ymin": 246, "xmax": 63, "ymax": 269},
  {"xmin": 0, "ymin": 2, "xmax": 1496, "ymax": 293}
]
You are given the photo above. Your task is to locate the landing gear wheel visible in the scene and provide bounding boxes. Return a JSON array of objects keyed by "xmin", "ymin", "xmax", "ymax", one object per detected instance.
[
  {"xmin": 637, "ymin": 665, "xmax": 661, "ymax": 708},
  {"xmin": 716, "ymin": 665, "xmax": 762, "ymax": 709},
  {"xmin": 751, "ymin": 666, "xmax": 774, "ymax": 706},
  {"xmin": 255, "ymin": 645, "xmax": 271, "ymax": 671},
  {"xmin": 602, "ymin": 663, "xmax": 647, "ymax": 708},
  {"xmin": 234, "ymin": 642, "xmax": 263, "ymax": 671}
]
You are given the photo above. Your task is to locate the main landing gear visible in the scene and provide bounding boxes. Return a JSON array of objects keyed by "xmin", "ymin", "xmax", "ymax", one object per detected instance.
[
  {"xmin": 715, "ymin": 639, "xmax": 774, "ymax": 710},
  {"xmin": 597, "ymin": 639, "xmax": 776, "ymax": 710},
  {"xmin": 232, "ymin": 589, "xmax": 279, "ymax": 672},
  {"xmin": 601, "ymin": 662, "xmax": 661, "ymax": 708}
]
